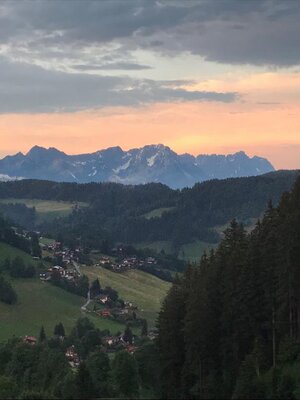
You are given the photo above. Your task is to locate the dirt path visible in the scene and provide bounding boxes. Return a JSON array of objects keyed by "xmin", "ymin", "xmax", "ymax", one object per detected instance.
[{"xmin": 81, "ymin": 289, "xmax": 91, "ymax": 311}]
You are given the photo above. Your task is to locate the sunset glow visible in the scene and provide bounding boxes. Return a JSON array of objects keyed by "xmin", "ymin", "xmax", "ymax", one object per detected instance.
[{"xmin": 0, "ymin": 1, "xmax": 299, "ymax": 169}]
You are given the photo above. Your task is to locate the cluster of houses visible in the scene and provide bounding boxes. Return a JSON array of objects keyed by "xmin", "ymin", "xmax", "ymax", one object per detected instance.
[
  {"xmin": 23, "ymin": 336, "xmax": 80, "ymax": 367},
  {"xmin": 39, "ymin": 241, "xmax": 84, "ymax": 282},
  {"xmin": 41, "ymin": 241, "xmax": 82, "ymax": 265},
  {"xmin": 39, "ymin": 265, "xmax": 80, "ymax": 282},
  {"xmin": 21, "ymin": 329, "xmax": 159, "ymax": 368},
  {"xmin": 102, "ymin": 334, "xmax": 138, "ymax": 354},
  {"xmin": 64, "ymin": 335, "xmax": 142, "ymax": 366},
  {"xmin": 95, "ymin": 306, "xmax": 133, "ymax": 320},
  {"xmin": 96, "ymin": 255, "xmax": 157, "ymax": 273},
  {"xmin": 102, "ymin": 329, "xmax": 158, "ymax": 354},
  {"xmin": 86, "ymin": 295, "xmax": 138, "ymax": 323}
]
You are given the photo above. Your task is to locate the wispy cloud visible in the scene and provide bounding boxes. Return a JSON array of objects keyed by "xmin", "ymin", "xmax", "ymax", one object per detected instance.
[{"xmin": 0, "ymin": 57, "xmax": 237, "ymax": 113}]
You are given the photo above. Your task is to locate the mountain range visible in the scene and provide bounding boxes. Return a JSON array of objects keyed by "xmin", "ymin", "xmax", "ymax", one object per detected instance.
[{"xmin": 0, "ymin": 144, "xmax": 274, "ymax": 189}]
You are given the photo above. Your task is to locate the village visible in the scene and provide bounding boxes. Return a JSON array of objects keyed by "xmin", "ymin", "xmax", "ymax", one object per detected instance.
[
  {"xmin": 39, "ymin": 240, "xmax": 158, "ymax": 276},
  {"xmin": 39, "ymin": 240, "xmax": 82, "ymax": 282},
  {"xmin": 7, "ymin": 238, "xmax": 159, "ymax": 370},
  {"xmin": 96, "ymin": 253, "xmax": 157, "ymax": 273},
  {"xmin": 38, "ymin": 240, "xmax": 155, "ymax": 332}
]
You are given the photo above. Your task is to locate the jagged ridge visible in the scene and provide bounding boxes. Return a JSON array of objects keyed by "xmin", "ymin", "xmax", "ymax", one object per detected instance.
[{"xmin": 0, "ymin": 144, "xmax": 274, "ymax": 189}]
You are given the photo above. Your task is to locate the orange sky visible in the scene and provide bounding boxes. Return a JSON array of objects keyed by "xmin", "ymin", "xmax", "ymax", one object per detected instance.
[
  {"xmin": 1, "ymin": 71, "xmax": 300, "ymax": 169},
  {"xmin": 1, "ymin": 1, "xmax": 300, "ymax": 171}
]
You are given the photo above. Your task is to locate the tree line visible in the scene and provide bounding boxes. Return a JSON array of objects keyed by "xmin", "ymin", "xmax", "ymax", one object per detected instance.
[
  {"xmin": 157, "ymin": 176, "xmax": 300, "ymax": 399},
  {"xmin": 0, "ymin": 317, "xmax": 160, "ymax": 399},
  {"xmin": 0, "ymin": 171, "xmax": 298, "ymax": 252}
]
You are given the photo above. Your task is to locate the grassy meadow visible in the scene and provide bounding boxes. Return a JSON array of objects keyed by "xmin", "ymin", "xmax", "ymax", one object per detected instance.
[
  {"xmin": 82, "ymin": 266, "xmax": 171, "ymax": 327},
  {"xmin": 135, "ymin": 239, "xmax": 215, "ymax": 263},
  {"xmin": 142, "ymin": 207, "xmax": 175, "ymax": 219},
  {"xmin": 0, "ymin": 198, "xmax": 88, "ymax": 222},
  {"xmin": 0, "ymin": 242, "xmax": 129, "ymax": 341}
]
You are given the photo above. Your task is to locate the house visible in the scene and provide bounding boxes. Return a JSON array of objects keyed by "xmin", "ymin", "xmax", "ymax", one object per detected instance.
[
  {"xmin": 146, "ymin": 257, "xmax": 157, "ymax": 265},
  {"xmin": 97, "ymin": 294, "xmax": 109, "ymax": 304},
  {"xmin": 39, "ymin": 272, "xmax": 51, "ymax": 281},
  {"xmin": 126, "ymin": 344, "xmax": 138, "ymax": 354},
  {"xmin": 102, "ymin": 336, "xmax": 119, "ymax": 346},
  {"xmin": 97, "ymin": 309, "xmax": 111, "ymax": 318},
  {"xmin": 99, "ymin": 256, "xmax": 110, "ymax": 265},
  {"xmin": 65, "ymin": 345, "xmax": 80, "ymax": 367},
  {"xmin": 119, "ymin": 333, "xmax": 135, "ymax": 345},
  {"xmin": 23, "ymin": 335, "xmax": 37, "ymax": 345}
]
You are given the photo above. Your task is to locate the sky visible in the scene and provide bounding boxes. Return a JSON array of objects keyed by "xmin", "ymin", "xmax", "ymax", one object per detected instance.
[{"xmin": 0, "ymin": 0, "xmax": 300, "ymax": 169}]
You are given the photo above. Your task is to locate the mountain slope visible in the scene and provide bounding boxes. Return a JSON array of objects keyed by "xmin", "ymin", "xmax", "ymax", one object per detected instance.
[{"xmin": 0, "ymin": 144, "xmax": 274, "ymax": 188}]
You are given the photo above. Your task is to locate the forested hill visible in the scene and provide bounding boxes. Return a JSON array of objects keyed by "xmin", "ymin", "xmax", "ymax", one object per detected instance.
[
  {"xmin": 0, "ymin": 170, "xmax": 298, "ymax": 249},
  {"xmin": 158, "ymin": 175, "xmax": 300, "ymax": 399}
]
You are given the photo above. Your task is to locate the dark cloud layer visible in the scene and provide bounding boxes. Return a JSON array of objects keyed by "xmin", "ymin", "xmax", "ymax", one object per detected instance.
[
  {"xmin": 1, "ymin": 0, "xmax": 300, "ymax": 66},
  {"xmin": 0, "ymin": 0, "xmax": 298, "ymax": 113},
  {"xmin": 0, "ymin": 57, "xmax": 236, "ymax": 113}
]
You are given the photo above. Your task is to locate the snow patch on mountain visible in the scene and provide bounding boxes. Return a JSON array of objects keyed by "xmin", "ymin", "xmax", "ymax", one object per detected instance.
[
  {"xmin": 0, "ymin": 174, "xmax": 22, "ymax": 181},
  {"xmin": 147, "ymin": 154, "xmax": 158, "ymax": 167},
  {"xmin": 0, "ymin": 144, "xmax": 275, "ymax": 189},
  {"xmin": 113, "ymin": 159, "xmax": 132, "ymax": 174}
]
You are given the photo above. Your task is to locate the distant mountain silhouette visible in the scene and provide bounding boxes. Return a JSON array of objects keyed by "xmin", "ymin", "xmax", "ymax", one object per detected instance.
[{"xmin": 0, "ymin": 144, "xmax": 274, "ymax": 188}]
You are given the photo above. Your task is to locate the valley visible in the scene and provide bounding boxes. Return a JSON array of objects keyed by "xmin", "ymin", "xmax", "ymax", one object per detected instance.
[
  {"xmin": 0, "ymin": 239, "xmax": 169, "ymax": 342},
  {"xmin": 1, "ymin": 172, "xmax": 300, "ymax": 399}
]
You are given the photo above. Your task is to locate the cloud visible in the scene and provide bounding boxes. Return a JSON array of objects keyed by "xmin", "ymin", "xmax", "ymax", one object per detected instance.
[
  {"xmin": 0, "ymin": 57, "xmax": 237, "ymax": 113},
  {"xmin": 73, "ymin": 62, "xmax": 152, "ymax": 71},
  {"xmin": 1, "ymin": 0, "xmax": 300, "ymax": 67}
]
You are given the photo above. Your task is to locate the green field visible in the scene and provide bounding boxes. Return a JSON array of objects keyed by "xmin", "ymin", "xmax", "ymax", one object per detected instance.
[
  {"xmin": 142, "ymin": 207, "xmax": 175, "ymax": 219},
  {"xmin": 39, "ymin": 237, "xmax": 55, "ymax": 246},
  {"xmin": 135, "ymin": 239, "xmax": 215, "ymax": 263},
  {"xmin": 0, "ymin": 242, "xmax": 40, "ymax": 265},
  {"xmin": 0, "ymin": 198, "xmax": 88, "ymax": 222},
  {"xmin": 0, "ymin": 278, "xmax": 127, "ymax": 342},
  {"xmin": 82, "ymin": 266, "xmax": 171, "ymax": 327},
  {"xmin": 0, "ymin": 242, "xmax": 127, "ymax": 342},
  {"xmin": 179, "ymin": 240, "xmax": 217, "ymax": 263}
]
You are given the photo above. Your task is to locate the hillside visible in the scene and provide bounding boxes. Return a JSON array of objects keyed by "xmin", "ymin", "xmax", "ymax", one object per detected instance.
[
  {"xmin": 0, "ymin": 243, "xmax": 125, "ymax": 340},
  {"xmin": 0, "ymin": 170, "xmax": 298, "ymax": 256},
  {"xmin": 0, "ymin": 241, "xmax": 170, "ymax": 341},
  {"xmin": 0, "ymin": 242, "xmax": 39, "ymax": 265},
  {"xmin": 82, "ymin": 266, "xmax": 171, "ymax": 327},
  {"xmin": 157, "ymin": 175, "xmax": 300, "ymax": 399}
]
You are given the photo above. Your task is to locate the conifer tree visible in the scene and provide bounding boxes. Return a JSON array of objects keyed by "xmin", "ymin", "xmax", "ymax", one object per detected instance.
[
  {"xmin": 39, "ymin": 326, "xmax": 46, "ymax": 342},
  {"xmin": 123, "ymin": 325, "xmax": 133, "ymax": 344},
  {"xmin": 141, "ymin": 319, "xmax": 148, "ymax": 337},
  {"xmin": 54, "ymin": 322, "xmax": 65, "ymax": 337}
]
